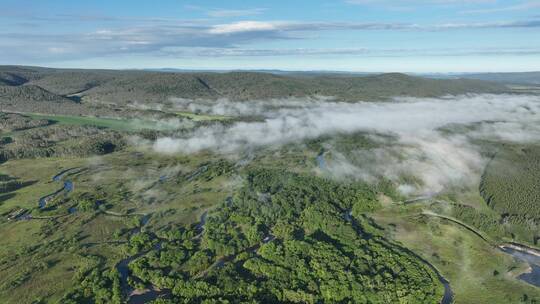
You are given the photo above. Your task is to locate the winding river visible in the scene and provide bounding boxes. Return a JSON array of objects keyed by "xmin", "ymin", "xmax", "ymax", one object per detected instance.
[{"xmin": 499, "ymin": 244, "xmax": 540, "ymax": 287}]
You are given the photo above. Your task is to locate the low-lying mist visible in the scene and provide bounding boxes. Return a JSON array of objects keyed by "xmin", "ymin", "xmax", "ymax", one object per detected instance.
[{"xmin": 152, "ymin": 94, "xmax": 540, "ymax": 196}]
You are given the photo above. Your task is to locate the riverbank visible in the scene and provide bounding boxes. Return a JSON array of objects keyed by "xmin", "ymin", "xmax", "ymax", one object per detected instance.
[{"xmin": 421, "ymin": 210, "xmax": 540, "ymax": 288}]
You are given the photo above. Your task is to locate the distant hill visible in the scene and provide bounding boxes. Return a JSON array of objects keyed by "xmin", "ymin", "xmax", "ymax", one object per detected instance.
[
  {"xmin": 0, "ymin": 65, "xmax": 508, "ymax": 115},
  {"xmin": 0, "ymin": 84, "xmax": 70, "ymax": 103},
  {"xmin": 78, "ymin": 71, "xmax": 505, "ymax": 103},
  {"xmin": 459, "ymin": 72, "xmax": 540, "ymax": 85}
]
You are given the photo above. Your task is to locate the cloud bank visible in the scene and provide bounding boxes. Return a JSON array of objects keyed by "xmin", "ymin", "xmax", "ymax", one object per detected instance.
[
  {"xmin": 155, "ymin": 94, "xmax": 540, "ymax": 153},
  {"xmin": 153, "ymin": 94, "xmax": 540, "ymax": 195}
]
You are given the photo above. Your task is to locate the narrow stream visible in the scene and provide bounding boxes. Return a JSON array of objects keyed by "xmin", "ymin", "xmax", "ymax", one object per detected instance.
[
  {"xmin": 52, "ymin": 167, "xmax": 79, "ymax": 181},
  {"xmin": 128, "ymin": 289, "xmax": 170, "ymax": 304},
  {"xmin": 116, "ymin": 241, "xmax": 168, "ymax": 303},
  {"xmin": 38, "ymin": 169, "xmax": 76, "ymax": 209},
  {"xmin": 316, "ymin": 151, "xmax": 326, "ymax": 170},
  {"xmin": 115, "ymin": 212, "xmax": 207, "ymax": 303},
  {"xmin": 438, "ymin": 277, "xmax": 454, "ymax": 304},
  {"xmin": 38, "ymin": 187, "xmax": 65, "ymax": 209},
  {"xmin": 194, "ymin": 211, "xmax": 208, "ymax": 238},
  {"xmin": 117, "ymin": 251, "xmax": 152, "ymax": 303}
]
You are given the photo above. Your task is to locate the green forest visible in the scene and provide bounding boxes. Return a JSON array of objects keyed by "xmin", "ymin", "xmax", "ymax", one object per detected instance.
[{"xmin": 61, "ymin": 169, "xmax": 443, "ymax": 304}]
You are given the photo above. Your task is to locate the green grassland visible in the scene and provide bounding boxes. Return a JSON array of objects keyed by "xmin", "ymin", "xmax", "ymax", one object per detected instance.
[
  {"xmin": 26, "ymin": 113, "xmax": 143, "ymax": 131},
  {"xmin": 1, "ymin": 111, "xmax": 540, "ymax": 303},
  {"xmin": 24, "ymin": 113, "xmax": 171, "ymax": 132},
  {"xmin": 373, "ymin": 203, "xmax": 540, "ymax": 304},
  {"xmin": 174, "ymin": 111, "xmax": 232, "ymax": 122},
  {"xmin": 0, "ymin": 150, "xmax": 236, "ymax": 303},
  {"xmin": 2, "ymin": 111, "xmax": 231, "ymax": 134}
]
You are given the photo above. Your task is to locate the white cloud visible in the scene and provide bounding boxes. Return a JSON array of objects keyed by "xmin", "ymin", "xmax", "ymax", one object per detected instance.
[{"xmin": 209, "ymin": 21, "xmax": 279, "ymax": 34}]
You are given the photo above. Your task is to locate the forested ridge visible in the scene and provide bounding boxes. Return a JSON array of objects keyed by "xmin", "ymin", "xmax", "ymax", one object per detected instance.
[{"xmin": 477, "ymin": 145, "xmax": 540, "ymax": 244}]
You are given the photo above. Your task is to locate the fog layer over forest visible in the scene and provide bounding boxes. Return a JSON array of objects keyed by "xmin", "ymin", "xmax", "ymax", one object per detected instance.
[{"xmin": 153, "ymin": 94, "xmax": 540, "ymax": 195}]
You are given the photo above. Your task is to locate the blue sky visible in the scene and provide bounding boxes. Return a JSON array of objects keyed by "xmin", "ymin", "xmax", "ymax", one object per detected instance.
[{"xmin": 0, "ymin": 0, "xmax": 539, "ymax": 72}]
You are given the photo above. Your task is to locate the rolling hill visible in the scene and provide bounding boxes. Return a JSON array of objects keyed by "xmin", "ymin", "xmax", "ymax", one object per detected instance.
[{"xmin": 0, "ymin": 65, "xmax": 509, "ymax": 116}]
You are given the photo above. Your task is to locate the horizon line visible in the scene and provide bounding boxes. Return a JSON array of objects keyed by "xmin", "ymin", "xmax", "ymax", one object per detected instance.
[{"xmin": 2, "ymin": 64, "xmax": 539, "ymax": 75}]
